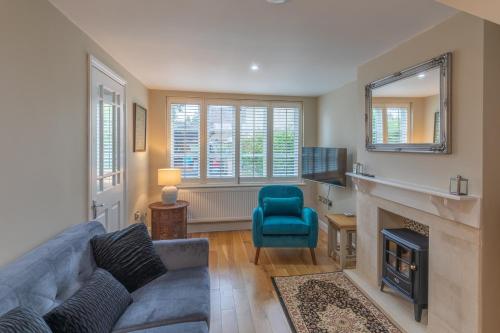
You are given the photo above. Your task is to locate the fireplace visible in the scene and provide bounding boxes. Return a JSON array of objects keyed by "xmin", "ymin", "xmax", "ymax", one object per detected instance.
[
  {"xmin": 348, "ymin": 175, "xmax": 481, "ymax": 332},
  {"xmin": 381, "ymin": 228, "xmax": 429, "ymax": 322}
]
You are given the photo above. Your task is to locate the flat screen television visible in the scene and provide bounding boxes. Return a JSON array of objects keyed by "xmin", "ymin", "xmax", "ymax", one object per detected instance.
[{"xmin": 302, "ymin": 147, "xmax": 347, "ymax": 187}]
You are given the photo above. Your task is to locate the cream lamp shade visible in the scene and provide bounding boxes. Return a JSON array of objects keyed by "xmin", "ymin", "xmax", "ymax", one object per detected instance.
[
  {"xmin": 158, "ymin": 168, "xmax": 181, "ymax": 186},
  {"xmin": 158, "ymin": 168, "xmax": 182, "ymax": 205}
]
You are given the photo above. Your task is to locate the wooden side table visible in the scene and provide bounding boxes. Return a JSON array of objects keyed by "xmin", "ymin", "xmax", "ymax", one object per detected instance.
[
  {"xmin": 149, "ymin": 201, "xmax": 189, "ymax": 240},
  {"xmin": 326, "ymin": 214, "xmax": 357, "ymax": 269}
]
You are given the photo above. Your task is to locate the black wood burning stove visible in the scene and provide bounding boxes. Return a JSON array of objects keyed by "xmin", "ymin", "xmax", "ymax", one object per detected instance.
[{"xmin": 381, "ymin": 228, "xmax": 429, "ymax": 322}]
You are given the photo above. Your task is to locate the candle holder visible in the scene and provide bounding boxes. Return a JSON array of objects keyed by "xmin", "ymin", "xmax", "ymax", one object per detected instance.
[{"xmin": 449, "ymin": 175, "xmax": 468, "ymax": 196}]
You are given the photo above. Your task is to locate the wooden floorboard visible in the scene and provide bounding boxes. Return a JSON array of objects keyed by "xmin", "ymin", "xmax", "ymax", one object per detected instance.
[{"xmin": 190, "ymin": 229, "xmax": 341, "ymax": 333}]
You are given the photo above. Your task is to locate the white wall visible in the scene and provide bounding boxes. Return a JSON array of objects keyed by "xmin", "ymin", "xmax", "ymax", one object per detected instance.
[
  {"xmin": 316, "ymin": 81, "xmax": 359, "ymax": 218},
  {"xmin": 0, "ymin": 0, "xmax": 149, "ymax": 266}
]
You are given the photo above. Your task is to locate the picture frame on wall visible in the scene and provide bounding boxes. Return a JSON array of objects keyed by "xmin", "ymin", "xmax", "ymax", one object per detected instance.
[{"xmin": 133, "ymin": 103, "xmax": 147, "ymax": 152}]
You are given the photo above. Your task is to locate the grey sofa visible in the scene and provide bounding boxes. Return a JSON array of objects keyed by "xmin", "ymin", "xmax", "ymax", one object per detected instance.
[{"xmin": 0, "ymin": 222, "xmax": 210, "ymax": 333}]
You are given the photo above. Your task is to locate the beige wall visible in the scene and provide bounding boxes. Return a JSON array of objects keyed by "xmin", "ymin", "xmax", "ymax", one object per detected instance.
[
  {"xmin": 148, "ymin": 89, "xmax": 317, "ymax": 201},
  {"xmin": 316, "ymin": 81, "xmax": 358, "ymax": 217},
  {"xmin": 357, "ymin": 13, "xmax": 484, "ymax": 195},
  {"xmin": 423, "ymin": 94, "xmax": 440, "ymax": 142},
  {"xmin": 0, "ymin": 0, "xmax": 149, "ymax": 266},
  {"xmin": 480, "ymin": 20, "xmax": 500, "ymax": 333}
]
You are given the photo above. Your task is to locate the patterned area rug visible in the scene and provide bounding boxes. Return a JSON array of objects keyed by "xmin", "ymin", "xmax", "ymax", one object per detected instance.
[{"xmin": 272, "ymin": 272, "xmax": 401, "ymax": 333}]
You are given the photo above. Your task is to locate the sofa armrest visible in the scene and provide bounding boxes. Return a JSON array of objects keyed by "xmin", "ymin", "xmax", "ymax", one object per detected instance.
[
  {"xmin": 302, "ymin": 207, "xmax": 319, "ymax": 248},
  {"xmin": 252, "ymin": 207, "xmax": 264, "ymax": 247},
  {"xmin": 153, "ymin": 238, "xmax": 209, "ymax": 271}
]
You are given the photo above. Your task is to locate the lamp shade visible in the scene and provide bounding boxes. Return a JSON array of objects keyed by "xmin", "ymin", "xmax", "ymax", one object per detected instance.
[{"xmin": 158, "ymin": 168, "xmax": 181, "ymax": 186}]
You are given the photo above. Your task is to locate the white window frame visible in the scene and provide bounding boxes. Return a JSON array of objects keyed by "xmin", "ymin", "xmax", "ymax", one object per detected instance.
[
  {"xmin": 205, "ymin": 99, "xmax": 238, "ymax": 184},
  {"xmin": 270, "ymin": 101, "xmax": 303, "ymax": 182},
  {"xmin": 166, "ymin": 97, "xmax": 303, "ymax": 186},
  {"xmin": 166, "ymin": 97, "xmax": 203, "ymax": 183}
]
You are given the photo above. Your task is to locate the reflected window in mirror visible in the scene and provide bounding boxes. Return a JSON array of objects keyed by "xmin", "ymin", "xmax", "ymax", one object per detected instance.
[
  {"xmin": 371, "ymin": 67, "xmax": 439, "ymax": 144},
  {"xmin": 371, "ymin": 104, "xmax": 409, "ymax": 144}
]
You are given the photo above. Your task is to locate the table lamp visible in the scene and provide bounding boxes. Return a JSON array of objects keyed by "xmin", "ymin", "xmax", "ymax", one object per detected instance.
[{"xmin": 158, "ymin": 168, "xmax": 182, "ymax": 205}]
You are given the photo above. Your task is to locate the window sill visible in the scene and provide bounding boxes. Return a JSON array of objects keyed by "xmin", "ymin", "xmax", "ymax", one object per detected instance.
[{"xmin": 177, "ymin": 182, "xmax": 306, "ymax": 189}]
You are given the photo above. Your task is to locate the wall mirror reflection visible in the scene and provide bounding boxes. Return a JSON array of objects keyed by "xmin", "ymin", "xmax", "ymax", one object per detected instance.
[{"xmin": 365, "ymin": 53, "xmax": 451, "ymax": 153}]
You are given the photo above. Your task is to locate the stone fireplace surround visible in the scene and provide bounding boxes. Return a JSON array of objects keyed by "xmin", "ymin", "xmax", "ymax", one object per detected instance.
[{"xmin": 347, "ymin": 175, "xmax": 481, "ymax": 333}]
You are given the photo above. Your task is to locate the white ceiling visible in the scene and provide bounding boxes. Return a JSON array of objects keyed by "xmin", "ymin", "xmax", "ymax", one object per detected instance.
[
  {"xmin": 373, "ymin": 68, "xmax": 440, "ymax": 98},
  {"xmin": 49, "ymin": 0, "xmax": 456, "ymax": 96}
]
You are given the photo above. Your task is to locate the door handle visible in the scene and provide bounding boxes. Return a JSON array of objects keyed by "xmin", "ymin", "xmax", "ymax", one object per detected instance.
[{"xmin": 92, "ymin": 200, "xmax": 104, "ymax": 219}]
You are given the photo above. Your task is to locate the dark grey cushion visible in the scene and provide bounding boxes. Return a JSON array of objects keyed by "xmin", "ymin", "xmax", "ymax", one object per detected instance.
[
  {"xmin": 91, "ymin": 223, "xmax": 167, "ymax": 292},
  {"xmin": 44, "ymin": 268, "xmax": 131, "ymax": 333},
  {"xmin": 0, "ymin": 307, "xmax": 52, "ymax": 333},
  {"xmin": 112, "ymin": 267, "xmax": 210, "ymax": 333}
]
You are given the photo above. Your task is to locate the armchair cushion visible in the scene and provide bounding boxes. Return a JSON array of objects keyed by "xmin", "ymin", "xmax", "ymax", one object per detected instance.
[
  {"xmin": 263, "ymin": 197, "xmax": 301, "ymax": 217},
  {"xmin": 262, "ymin": 216, "xmax": 310, "ymax": 235}
]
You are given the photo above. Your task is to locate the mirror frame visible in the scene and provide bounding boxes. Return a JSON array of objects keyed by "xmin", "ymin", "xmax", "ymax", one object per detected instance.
[{"xmin": 365, "ymin": 52, "xmax": 452, "ymax": 153}]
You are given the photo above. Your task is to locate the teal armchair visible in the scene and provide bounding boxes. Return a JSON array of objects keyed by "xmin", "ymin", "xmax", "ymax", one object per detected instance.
[{"xmin": 252, "ymin": 185, "xmax": 319, "ymax": 264}]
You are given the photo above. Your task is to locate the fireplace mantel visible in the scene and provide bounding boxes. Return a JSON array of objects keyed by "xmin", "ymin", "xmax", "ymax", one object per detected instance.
[{"xmin": 346, "ymin": 172, "xmax": 481, "ymax": 228}]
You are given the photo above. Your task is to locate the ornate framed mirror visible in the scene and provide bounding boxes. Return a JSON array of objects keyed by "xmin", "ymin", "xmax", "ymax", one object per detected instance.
[{"xmin": 365, "ymin": 52, "xmax": 451, "ymax": 153}]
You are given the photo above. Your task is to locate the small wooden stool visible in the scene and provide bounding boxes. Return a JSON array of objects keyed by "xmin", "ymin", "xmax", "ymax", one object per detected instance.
[{"xmin": 326, "ymin": 214, "xmax": 357, "ymax": 269}]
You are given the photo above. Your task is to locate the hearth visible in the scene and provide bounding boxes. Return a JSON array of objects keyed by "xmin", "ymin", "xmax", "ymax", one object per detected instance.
[{"xmin": 381, "ymin": 228, "xmax": 429, "ymax": 322}]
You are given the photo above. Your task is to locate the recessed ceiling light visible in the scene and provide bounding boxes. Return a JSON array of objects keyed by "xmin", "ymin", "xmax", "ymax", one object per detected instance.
[
  {"xmin": 417, "ymin": 73, "xmax": 426, "ymax": 79},
  {"xmin": 266, "ymin": 0, "xmax": 288, "ymax": 4},
  {"xmin": 250, "ymin": 63, "xmax": 260, "ymax": 71}
]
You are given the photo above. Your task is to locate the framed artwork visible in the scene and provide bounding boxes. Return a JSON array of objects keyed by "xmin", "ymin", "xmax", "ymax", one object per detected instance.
[{"xmin": 133, "ymin": 103, "xmax": 147, "ymax": 152}]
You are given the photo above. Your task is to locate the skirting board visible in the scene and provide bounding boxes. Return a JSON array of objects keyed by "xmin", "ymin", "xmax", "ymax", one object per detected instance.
[{"xmin": 188, "ymin": 220, "xmax": 252, "ymax": 233}]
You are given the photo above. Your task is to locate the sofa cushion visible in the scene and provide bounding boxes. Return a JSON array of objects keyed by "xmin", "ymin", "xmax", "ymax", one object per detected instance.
[
  {"xmin": 0, "ymin": 307, "xmax": 52, "ymax": 333},
  {"xmin": 112, "ymin": 267, "xmax": 210, "ymax": 333},
  {"xmin": 124, "ymin": 321, "xmax": 208, "ymax": 333},
  {"xmin": 44, "ymin": 268, "xmax": 131, "ymax": 333},
  {"xmin": 91, "ymin": 223, "xmax": 167, "ymax": 292},
  {"xmin": 262, "ymin": 215, "xmax": 310, "ymax": 235},
  {"xmin": 263, "ymin": 197, "xmax": 301, "ymax": 217}
]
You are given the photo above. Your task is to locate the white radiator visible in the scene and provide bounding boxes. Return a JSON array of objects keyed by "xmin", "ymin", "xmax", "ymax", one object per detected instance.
[{"xmin": 177, "ymin": 187, "xmax": 259, "ymax": 223}]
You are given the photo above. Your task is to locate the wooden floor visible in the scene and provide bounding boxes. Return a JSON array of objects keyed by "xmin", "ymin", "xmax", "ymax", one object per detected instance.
[{"xmin": 190, "ymin": 229, "xmax": 340, "ymax": 333}]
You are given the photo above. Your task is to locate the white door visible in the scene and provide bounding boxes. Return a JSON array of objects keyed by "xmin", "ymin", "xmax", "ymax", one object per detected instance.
[{"xmin": 89, "ymin": 57, "xmax": 126, "ymax": 232}]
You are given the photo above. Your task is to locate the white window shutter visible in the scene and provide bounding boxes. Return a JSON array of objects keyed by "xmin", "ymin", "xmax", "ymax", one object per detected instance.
[
  {"xmin": 372, "ymin": 106, "xmax": 409, "ymax": 144},
  {"xmin": 272, "ymin": 106, "xmax": 300, "ymax": 177},
  {"xmin": 170, "ymin": 103, "xmax": 201, "ymax": 178},
  {"xmin": 239, "ymin": 105, "xmax": 268, "ymax": 178},
  {"xmin": 372, "ymin": 108, "xmax": 384, "ymax": 144},
  {"xmin": 207, "ymin": 104, "xmax": 236, "ymax": 179},
  {"xmin": 386, "ymin": 107, "xmax": 408, "ymax": 144}
]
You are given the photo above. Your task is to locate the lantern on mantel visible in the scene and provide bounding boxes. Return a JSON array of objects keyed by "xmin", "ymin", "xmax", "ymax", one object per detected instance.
[{"xmin": 449, "ymin": 175, "xmax": 468, "ymax": 196}]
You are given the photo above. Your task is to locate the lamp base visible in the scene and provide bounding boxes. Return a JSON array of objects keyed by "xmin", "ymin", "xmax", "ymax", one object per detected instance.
[{"xmin": 161, "ymin": 186, "xmax": 178, "ymax": 205}]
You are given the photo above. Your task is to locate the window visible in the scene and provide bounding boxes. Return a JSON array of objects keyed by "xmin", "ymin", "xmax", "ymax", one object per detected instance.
[
  {"xmin": 170, "ymin": 102, "xmax": 201, "ymax": 178},
  {"xmin": 386, "ymin": 108, "xmax": 408, "ymax": 144},
  {"xmin": 371, "ymin": 105, "xmax": 409, "ymax": 144},
  {"xmin": 272, "ymin": 106, "xmax": 300, "ymax": 177},
  {"xmin": 207, "ymin": 104, "xmax": 236, "ymax": 179},
  {"xmin": 240, "ymin": 105, "xmax": 268, "ymax": 179},
  {"xmin": 168, "ymin": 98, "xmax": 302, "ymax": 185},
  {"xmin": 372, "ymin": 108, "xmax": 384, "ymax": 144}
]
